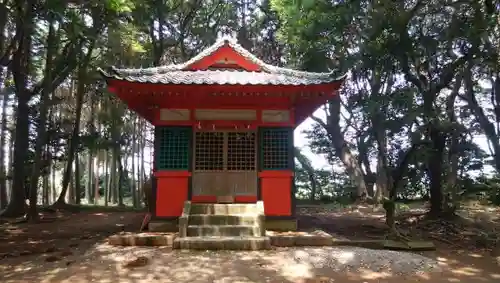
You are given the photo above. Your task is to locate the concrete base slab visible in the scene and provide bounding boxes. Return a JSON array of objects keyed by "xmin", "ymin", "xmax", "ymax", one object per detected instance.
[
  {"xmin": 173, "ymin": 236, "xmax": 271, "ymax": 250},
  {"xmin": 266, "ymin": 230, "xmax": 333, "ymax": 246}
]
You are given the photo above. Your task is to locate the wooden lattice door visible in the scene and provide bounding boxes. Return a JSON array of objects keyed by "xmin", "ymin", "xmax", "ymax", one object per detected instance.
[{"xmin": 192, "ymin": 131, "xmax": 257, "ymax": 201}]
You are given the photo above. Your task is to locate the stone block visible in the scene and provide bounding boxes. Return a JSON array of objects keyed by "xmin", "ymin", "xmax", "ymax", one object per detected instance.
[
  {"xmin": 294, "ymin": 235, "xmax": 333, "ymax": 246},
  {"xmin": 188, "ymin": 215, "xmax": 260, "ymax": 226},
  {"xmin": 149, "ymin": 220, "xmax": 177, "ymax": 232},
  {"xmin": 187, "ymin": 225, "xmax": 260, "ymax": 237},
  {"xmin": 179, "ymin": 216, "xmax": 189, "ymax": 237},
  {"xmin": 190, "ymin": 203, "xmax": 259, "ymax": 215},
  {"xmin": 265, "ymin": 219, "xmax": 297, "ymax": 231},
  {"xmin": 174, "ymin": 236, "xmax": 271, "ymax": 250},
  {"xmin": 108, "ymin": 233, "xmax": 177, "ymax": 246},
  {"xmin": 269, "ymin": 235, "xmax": 296, "ymax": 247}
]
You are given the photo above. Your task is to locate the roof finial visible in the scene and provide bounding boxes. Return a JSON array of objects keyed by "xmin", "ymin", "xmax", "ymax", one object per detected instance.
[{"xmin": 217, "ymin": 31, "xmax": 237, "ymax": 45}]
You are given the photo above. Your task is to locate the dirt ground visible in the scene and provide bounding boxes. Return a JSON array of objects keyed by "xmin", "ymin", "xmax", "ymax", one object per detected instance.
[{"xmin": 0, "ymin": 204, "xmax": 499, "ymax": 283}]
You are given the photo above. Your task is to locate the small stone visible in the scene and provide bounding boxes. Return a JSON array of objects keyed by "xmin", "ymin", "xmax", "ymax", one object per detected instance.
[
  {"xmin": 60, "ymin": 250, "xmax": 73, "ymax": 256},
  {"xmin": 45, "ymin": 246, "xmax": 57, "ymax": 253},
  {"xmin": 45, "ymin": 255, "xmax": 61, "ymax": 262},
  {"xmin": 123, "ymin": 256, "xmax": 149, "ymax": 268},
  {"xmin": 19, "ymin": 250, "xmax": 32, "ymax": 256}
]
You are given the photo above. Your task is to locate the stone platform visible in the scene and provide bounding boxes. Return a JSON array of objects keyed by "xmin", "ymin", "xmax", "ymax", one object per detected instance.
[
  {"xmin": 107, "ymin": 230, "xmax": 338, "ymax": 249},
  {"xmin": 113, "ymin": 202, "xmax": 433, "ymax": 251},
  {"xmin": 174, "ymin": 202, "xmax": 271, "ymax": 250},
  {"xmin": 107, "ymin": 231, "xmax": 435, "ymax": 251}
]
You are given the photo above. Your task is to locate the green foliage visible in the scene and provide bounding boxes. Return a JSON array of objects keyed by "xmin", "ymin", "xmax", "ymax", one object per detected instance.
[
  {"xmin": 473, "ymin": 176, "xmax": 500, "ymax": 205},
  {"xmin": 2, "ymin": 0, "xmax": 500, "ymax": 212},
  {"xmin": 271, "ymin": 0, "xmax": 500, "ymax": 209},
  {"xmin": 104, "ymin": 0, "xmax": 136, "ymax": 13}
]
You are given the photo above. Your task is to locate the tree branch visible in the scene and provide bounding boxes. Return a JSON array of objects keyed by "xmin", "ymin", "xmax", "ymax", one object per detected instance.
[{"xmin": 431, "ymin": 55, "xmax": 469, "ymax": 94}]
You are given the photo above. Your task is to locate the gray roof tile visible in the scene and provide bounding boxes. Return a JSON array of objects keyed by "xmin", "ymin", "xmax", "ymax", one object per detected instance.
[{"xmin": 99, "ymin": 36, "xmax": 345, "ymax": 86}]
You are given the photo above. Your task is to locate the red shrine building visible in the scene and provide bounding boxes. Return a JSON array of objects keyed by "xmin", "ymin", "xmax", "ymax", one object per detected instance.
[{"xmin": 99, "ymin": 37, "xmax": 344, "ymax": 230}]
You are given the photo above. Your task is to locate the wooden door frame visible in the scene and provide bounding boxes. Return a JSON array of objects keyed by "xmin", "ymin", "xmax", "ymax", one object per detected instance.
[{"xmin": 191, "ymin": 130, "xmax": 258, "ymax": 203}]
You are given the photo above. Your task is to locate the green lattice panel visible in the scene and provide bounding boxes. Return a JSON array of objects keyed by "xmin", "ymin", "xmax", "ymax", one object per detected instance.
[
  {"xmin": 155, "ymin": 126, "xmax": 191, "ymax": 170},
  {"xmin": 259, "ymin": 128, "xmax": 292, "ymax": 170}
]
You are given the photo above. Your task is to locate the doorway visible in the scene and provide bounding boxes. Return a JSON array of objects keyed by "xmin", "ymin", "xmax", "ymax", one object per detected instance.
[{"xmin": 192, "ymin": 131, "xmax": 257, "ymax": 202}]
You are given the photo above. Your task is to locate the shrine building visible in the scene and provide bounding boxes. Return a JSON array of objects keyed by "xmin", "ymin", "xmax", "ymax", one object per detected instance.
[{"xmin": 99, "ymin": 37, "xmax": 345, "ymax": 231}]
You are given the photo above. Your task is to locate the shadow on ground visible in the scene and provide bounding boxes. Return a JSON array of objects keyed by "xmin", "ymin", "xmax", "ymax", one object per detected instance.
[
  {"xmin": 0, "ymin": 206, "xmax": 499, "ymax": 282},
  {"xmin": 2, "ymin": 243, "xmax": 500, "ymax": 283}
]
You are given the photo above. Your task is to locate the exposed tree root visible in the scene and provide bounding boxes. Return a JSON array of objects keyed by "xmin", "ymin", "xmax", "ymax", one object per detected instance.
[
  {"xmin": 50, "ymin": 202, "xmax": 81, "ymax": 212},
  {"xmin": 428, "ymin": 233, "xmax": 464, "ymax": 249},
  {"xmin": 9, "ymin": 214, "xmax": 29, "ymax": 224},
  {"xmin": 385, "ymin": 226, "xmax": 410, "ymax": 242},
  {"xmin": 0, "ymin": 203, "xmax": 27, "ymax": 218},
  {"xmin": 424, "ymin": 210, "xmax": 458, "ymax": 221}
]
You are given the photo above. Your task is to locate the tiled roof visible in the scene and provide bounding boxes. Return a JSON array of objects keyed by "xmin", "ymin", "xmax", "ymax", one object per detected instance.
[
  {"xmin": 100, "ymin": 69, "xmax": 343, "ymax": 86},
  {"xmin": 99, "ymin": 36, "xmax": 345, "ymax": 86}
]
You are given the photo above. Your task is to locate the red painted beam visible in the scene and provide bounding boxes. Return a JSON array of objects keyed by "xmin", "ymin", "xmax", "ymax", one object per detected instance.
[{"xmin": 106, "ymin": 79, "xmax": 343, "ymax": 125}]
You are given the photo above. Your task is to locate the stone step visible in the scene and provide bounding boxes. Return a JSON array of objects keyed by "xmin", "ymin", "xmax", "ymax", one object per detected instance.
[
  {"xmin": 187, "ymin": 225, "xmax": 262, "ymax": 237},
  {"xmin": 173, "ymin": 236, "xmax": 271, "ymax": 250},
  {"xmin": 189, "ymin": 203, "xmax": 259, "ymax": 215},
  {"xmin": 189, "ymin": 214, "xmax": 263, "ymax": 226}
]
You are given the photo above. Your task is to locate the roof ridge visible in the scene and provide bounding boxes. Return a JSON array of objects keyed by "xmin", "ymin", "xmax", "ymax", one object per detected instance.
[{"xmin": 108, "ymin": 37, "xmax": 343, "ymax": 80}]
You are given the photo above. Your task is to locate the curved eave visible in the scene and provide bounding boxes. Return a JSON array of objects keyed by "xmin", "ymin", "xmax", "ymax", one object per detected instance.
[
  {"xmin": 108, "ymin": 64, "xmax": 344, "ymax": 81},
  {"xmin": 98, "ymin": 68, "xmax": 347, "ymax": 87},
  {"xmin": 97, "ymin": 67, "xmax": 114, "ymax": 82}
]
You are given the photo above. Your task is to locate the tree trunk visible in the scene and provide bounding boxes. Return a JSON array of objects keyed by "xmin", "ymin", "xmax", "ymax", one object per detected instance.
[
  {"xmin": 111, "ymin": 151, "xmax": 118, "ymax": 204},
  {"xmin": 131, "ymin": 115, "xmax": 137, "ymax": 207},
  {"xmin": 422, "ymin": 82, "xmax": 445, "ymax": 216},
  {"xmin": 294, "ymin": 147, "xmax": 317, "ymax": 201},
  {"xmin": 139, "ymin": 120, "xmax": 145, "ymax": 207},
  {"xmin": 444, "ymin": 76, "xmax": 462, "ymax": 213},
  {"xmin": 54, "ymin": 77, "xmax": 77, "ymax": 205},
  {"xmin": 41, "ymin": 145, "xmax": 49, "ymax": 206},
  {"xmin": 0, "ymin": 81, "xmax": 9, "ymax": 209},
  {"xmin": 110, "ymin": 111, "xmax": 120, "ymax": 204},
  {"xmin": 358, "ymin": 138, "xmax": 375, "ymax": 198},
  {"xmin": 324, "ymin": 96, "xmax": 367, "ymax": 198},
  {"xmin": 2, "ymin": 93, "xmax": 30, "ymax": 217},
  {"xmin": 94, "ymin": 152, "xmax": 100, "ymax": 204},
  {"xmin": 0, "ymin": 1, "xmax": 9, "ymax": 209},
  {"xmin": 27, "ymin": 11, "xmax": 58, "ymax": 221},
  {"xmin": 54, "ymin": 41, "xmax": 94, "ymax": 206},
  {"xmin": 51, "ymin": 149, "xmax": 57, "ymax": 203},
  {"xmin": 117, "ymin": 151, "xmax": 124, "ymax": 206},
  {"xmin": 68, "ymin": 170, "xmax": 74, "ymax": 204},
  {"xmin": 427, "ymin": 124, "xmax": 445, "ymax": 216},
  {"xmin": 42, "ymin": 168, "xmax": 49, "ymax": 205},
  {"xmin": 374, "ymin": 154, "xmax": 389, "ymax": 203},
  {"xmin": 85, "ymin": 94, "xmax": 95, "ymax": 204},
  {"xmin": 86, "ymin": 152, "xmax": 94, "ymax": 203},
  {"xmin": 74, "ymin": 151, "xmax": 81, "ymax": 204},
  {"xmin": 463, "ymin": 70, "xmax": 500, "ymax": 173},
  {"xmin": 2, "ymin": 0, "xmax": 37, "ymax": 217},
  {"xmin": 104, "ymin": 150, "xmax": 109, "ymax": 206},
  {"xmin": 385, "ymin": 142, "xmax": 427, "ymax": 238},
  {"xmin": 373, "ymin": 114, "xmax": 390, "ymax": 203}
]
